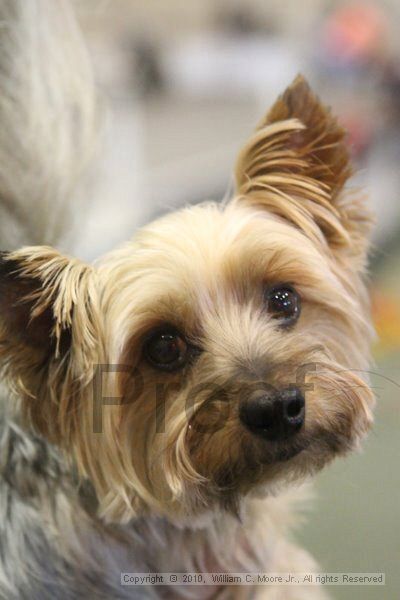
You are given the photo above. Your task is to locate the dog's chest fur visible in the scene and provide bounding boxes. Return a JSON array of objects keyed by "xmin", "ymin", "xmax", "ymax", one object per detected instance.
[{"xmin": 0, "ymin": 412, "xmax": 312, "ymax": 600}]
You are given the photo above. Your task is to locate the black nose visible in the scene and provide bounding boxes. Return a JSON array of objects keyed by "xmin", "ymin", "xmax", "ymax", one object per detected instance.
[{"xmin": 239, "ymin": 388, "xmax": 305, "ymax": 441}]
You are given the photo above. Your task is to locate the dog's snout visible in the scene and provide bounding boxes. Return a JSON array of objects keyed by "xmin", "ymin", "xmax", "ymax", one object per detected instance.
[{"xmin": 239, "ymin": 388, "xmax": 305, "ymax": 441}]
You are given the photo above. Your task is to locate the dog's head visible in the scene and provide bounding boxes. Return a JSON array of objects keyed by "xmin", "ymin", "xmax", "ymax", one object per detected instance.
[{"xmin": 0, "ymin": 77, "xmax": 374, "ymax": 522}]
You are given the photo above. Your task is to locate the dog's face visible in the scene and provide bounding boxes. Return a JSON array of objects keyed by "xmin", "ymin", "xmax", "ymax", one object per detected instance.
[{"xmin": 0, "ymin": 77, "xmax": 374, "ymax": 522}]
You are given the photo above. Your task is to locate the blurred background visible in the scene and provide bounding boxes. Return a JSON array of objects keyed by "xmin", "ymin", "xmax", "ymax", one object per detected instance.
[{"xmin": 73, "ymin": 1, "xmax": 399, "ymax": 598}]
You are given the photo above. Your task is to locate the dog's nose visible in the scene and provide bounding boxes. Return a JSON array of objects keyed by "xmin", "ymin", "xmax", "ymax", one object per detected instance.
[{"xmin": 239, "ymin": 388, "xmax": 305, "ymax": 441}]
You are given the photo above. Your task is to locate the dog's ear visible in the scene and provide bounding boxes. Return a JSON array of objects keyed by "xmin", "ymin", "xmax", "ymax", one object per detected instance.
[
  {"xmin": 235, "ymin": 75, "xmax": 371, "ymax": 256},
  {"xmin": 0, "ymin": 247, "xmax": 101, "ymax": 439}
]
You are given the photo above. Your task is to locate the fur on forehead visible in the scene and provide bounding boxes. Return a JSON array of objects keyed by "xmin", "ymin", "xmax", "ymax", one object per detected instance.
[{"xmin": 98, "ymin": 201, "xmax": 366, "ymax": 363}]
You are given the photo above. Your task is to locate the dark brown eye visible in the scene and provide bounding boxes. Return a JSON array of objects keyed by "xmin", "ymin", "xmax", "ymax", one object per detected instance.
[
  {"xmin": 144, "ymin": 329, "xmax": 189, "ymax": 371},
  {"xmin": 266, "ymin": 285, "xmax": 300, "ymax": 326}
]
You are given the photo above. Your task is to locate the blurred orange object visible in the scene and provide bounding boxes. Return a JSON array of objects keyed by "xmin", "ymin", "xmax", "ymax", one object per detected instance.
[
  {"xmin": 371, "ymin": 289, "xmax": 400, "ymax": 356},
  {"xmin": 324, "ymin": 3, "xmax": 387, "ymax": 63}
]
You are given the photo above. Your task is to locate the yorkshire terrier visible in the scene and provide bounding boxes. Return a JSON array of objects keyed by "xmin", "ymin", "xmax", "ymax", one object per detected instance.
[{"xmin": 0, "ymin": 2, "xmax": 374, "ymax": 599}]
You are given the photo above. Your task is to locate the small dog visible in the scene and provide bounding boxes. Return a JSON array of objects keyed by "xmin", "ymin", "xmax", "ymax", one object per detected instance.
[{"xmin": 0, "ymin": 5, "xmax": 374, "ymax": 600}]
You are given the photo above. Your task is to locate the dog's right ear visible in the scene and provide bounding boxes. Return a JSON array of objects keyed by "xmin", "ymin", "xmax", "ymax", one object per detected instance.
[{"xmin": 0, "ymin": 248, "xmax": 101, "ymax": 438}]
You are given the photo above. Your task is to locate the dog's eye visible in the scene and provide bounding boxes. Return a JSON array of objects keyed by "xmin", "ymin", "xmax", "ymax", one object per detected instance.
[
  {"xmin": 144, "ymin": 329, "xmax": 188, "ymax": 371},
  {"xmin": 265, "ymin": 285, "xmax": 300, "ymax": 326}
]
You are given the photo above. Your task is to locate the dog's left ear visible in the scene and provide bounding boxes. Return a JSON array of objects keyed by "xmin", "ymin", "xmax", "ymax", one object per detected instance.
[
  {"xmin": 235, "ymin": 75, "xmax": 371, "ymax": 257},
  {"xmin": 0, "ymin": 247, "xmax": 101, "ymax": 439}
]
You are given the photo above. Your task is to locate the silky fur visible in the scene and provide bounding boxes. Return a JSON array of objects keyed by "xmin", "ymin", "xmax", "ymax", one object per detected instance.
[{"xmin": 0, "ymin": 4, "xmax": 374, "ymax": 598}]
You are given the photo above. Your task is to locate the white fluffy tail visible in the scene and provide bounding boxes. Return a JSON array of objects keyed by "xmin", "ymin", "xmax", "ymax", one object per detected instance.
[{"xmin": 0, "ymin": 0, "xmax": 99, "ymax": 248}]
